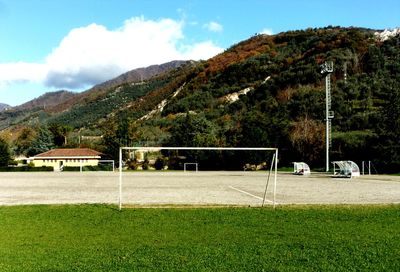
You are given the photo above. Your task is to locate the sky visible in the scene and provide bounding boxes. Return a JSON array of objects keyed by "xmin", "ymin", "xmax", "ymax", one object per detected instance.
[{"xmin": 0, "ymin": 0, "xmax": 399, "ymax": 106}]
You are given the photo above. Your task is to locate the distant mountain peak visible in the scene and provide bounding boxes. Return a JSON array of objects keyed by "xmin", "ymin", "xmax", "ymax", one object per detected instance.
[
  {"xmin": 13, "ymin": 90, "xmax": 76, "ymax": 111},
  {"xmin": 48, "ymin": 60, "xmax": 191, "ymax": 113},
  {"xmin": 89, "ymin": 60, "xmax": 191, "ymax": 91}
]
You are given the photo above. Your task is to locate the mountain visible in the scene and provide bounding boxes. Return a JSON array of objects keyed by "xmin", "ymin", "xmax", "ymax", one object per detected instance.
[
  {"xmin": 14, "ymin": 90, "xmax": 76, "ymax": 111},
  {"xmin": 0, "ymin": 90, "xmax": 76, "ymax": 131},
  {"xmin": 2, "ymin": 27, "xmax": 400, "ymax": 171},
  {"xmin": 48, "ymin": 60, "xmax": 191, "ymax": 113},
  {"xmin": 89, "ymin": 60, "xmax": 190, "ymax": 94},
  {"xmin": 0, "ymin": 61, "xmax": 191, "ymax": 131},
  {"xmin": 0, "ymin": 103, "xmax": 10, "ymax": 112},
  {"xmin": 47, "ymin": 61, "xmax": 195, "ymax": 128},
  {"xmin": 95, "ymin": 26, "xmax": 399, "ymax": 171}
]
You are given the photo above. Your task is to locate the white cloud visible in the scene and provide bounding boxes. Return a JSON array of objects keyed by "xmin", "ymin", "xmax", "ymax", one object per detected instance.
[
  {"xmin": 203, "ymin": 21, "xmax": 223, "ymax": 32},
  {"xmin": 0, "ymin": 16, "xmax": 224, "ymax": 90},
  {"xmin": 260, "ymin": 28, "xmax": 274, "ymax": 35},
  {"xmin": 180, "ymin": 41, "xmax": 223, "ymax": 60},
  {"xmin": 0, "ymin": 62, "xmax": 47, "ymax": 84}
]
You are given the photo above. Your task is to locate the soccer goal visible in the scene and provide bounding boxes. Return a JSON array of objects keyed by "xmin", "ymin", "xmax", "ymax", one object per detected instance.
[
  {"xmin": 77, "ymin": 159, "xmax": 115, "ymax": 172},
  {"xmin": 98, "ymin": 160, "xmax": 115, "ymax": 172},
  {"xmin": 184, "ymin": 163, "xmax": 198, "ymax": 172},
  {"xmin": 118, "ymin": 147, "xmax": 278, "ymax": 210}
]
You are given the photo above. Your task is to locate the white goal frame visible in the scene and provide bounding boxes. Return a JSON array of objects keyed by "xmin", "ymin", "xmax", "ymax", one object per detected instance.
[
  {"xmin": 98, "ymin": 160, "xmax": 115, "ymax": 172},
  {"xmin": 79, "ymin": 159, "xmax": 115, "ymax": 172},
  {"xmin": 119, "ymin": 147, "xmax": 278, "ymax": 210},
  {"xmin": 184, "ymin": 163, "xmax": 198, "ymax": 172}
]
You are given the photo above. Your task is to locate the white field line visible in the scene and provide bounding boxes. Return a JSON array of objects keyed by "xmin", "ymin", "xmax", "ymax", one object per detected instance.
[{"xmin": 228, "ymin": 186, "xmax": 274, "ymax": 203}]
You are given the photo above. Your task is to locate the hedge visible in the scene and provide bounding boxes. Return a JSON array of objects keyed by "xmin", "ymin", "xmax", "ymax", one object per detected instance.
[{"xmin": 0, "ymin": 166, "xmax": 54, "ymax": 172}]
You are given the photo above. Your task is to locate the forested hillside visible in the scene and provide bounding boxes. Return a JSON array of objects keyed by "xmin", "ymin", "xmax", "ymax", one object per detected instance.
[
  {"xmin": 0, "ymin": 91, "xmax": 76, "ymax": 130},
  {"xmin": 2, "ymin": 27, "xmax": 399, "ymax": 172}
]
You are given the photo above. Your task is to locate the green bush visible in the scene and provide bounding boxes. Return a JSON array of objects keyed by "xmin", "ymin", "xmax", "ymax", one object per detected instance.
[
  {"xmin": 63, "ymin": 165, "xmax": 113, "ymax": 172},
  {"xmin": 142, "ymin": 159, "xmax": 150, "ymax": 170},
  {"xmin": 0, "ymin": 166, "xmax": 53, "ymax": 172},
  {"xmin": 8, "ymin": 160, "xmax": 18, "ymax": 166},
  {"xmin": 154, "ymin": 157, "xmax": 166, "ymax": 170},
  {"xmin": 63, "ymin": 166, "xmax": 81, "ymax": 172},
  {"xmin": 83, "ymin": 165, "xmax": 113, "ymax": 171}
]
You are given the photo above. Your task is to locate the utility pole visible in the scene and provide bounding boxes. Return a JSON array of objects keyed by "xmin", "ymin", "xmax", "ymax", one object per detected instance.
[{"xmin": 321, "ymin": 61, "xmax": 334, "ymax": 172}]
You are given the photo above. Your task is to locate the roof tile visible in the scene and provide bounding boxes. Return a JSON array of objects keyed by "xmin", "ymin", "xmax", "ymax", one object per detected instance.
[{"xmin": 34, "ymin": 148, "xmax": 102, "ymax": 158}]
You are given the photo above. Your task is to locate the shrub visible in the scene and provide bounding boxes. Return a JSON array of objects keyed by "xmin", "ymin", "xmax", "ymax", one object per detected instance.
[
  {"xmin": 8, "ymin": 160, "xmax": 18, "ymax": 166},
  {"xmin": 142, "ymin": 159, "xmax": 150, "ymax": 170},
  {"xmin": 154, "ymin": 157, "xmax": 166, "ymax": 170},
  {"xmin": 62, "ymin": 166, "xmax": 78, "ymax": 171},
  {"xmin": 126, "ymin": 159, "xmax": 139, "ymax": 170},
  {"xmin": 0, "ymin": 166, "xmax": 53, "ymax": 172}
]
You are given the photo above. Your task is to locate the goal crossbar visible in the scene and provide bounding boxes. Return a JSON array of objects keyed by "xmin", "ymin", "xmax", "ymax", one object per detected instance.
[
  {"xmin": 120, "ymin": 147, "xmax": 277, "ymax": 151},
  {"xmin": 119, "ymin": 147, "xmax": 278, "ymax": 210}
]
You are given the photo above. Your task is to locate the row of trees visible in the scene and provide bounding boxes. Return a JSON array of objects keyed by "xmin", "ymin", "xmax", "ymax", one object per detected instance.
[{"xmin": 0, "ymin": 124, "xmax": 74, "ymax": 165}]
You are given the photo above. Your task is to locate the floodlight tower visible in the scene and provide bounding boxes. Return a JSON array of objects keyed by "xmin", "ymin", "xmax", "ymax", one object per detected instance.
[{"xmin": 321, "ymin": 61, "xmax": 334, "ymax": 172}]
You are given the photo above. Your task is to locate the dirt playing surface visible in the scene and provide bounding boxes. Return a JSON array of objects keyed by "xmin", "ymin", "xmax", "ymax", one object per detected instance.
[{"xmin": 0, "ymin": 171, "xmax": 399, "ymax": 206}]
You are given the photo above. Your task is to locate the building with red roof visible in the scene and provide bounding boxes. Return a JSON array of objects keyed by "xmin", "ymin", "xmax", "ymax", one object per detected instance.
[{"xmin": 29, "ymin": 148, "xmax": 103, "ymax": 171}]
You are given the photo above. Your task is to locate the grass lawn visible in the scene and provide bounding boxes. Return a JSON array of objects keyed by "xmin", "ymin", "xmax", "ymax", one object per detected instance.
[{"xmin": 0, "ymin": 205, "xmax": 399, "ymax": 271}]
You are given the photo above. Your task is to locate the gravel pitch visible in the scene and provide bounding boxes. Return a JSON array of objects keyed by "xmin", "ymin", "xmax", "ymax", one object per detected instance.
[{"xmin": 0, "ymin": 171, "xmax": 399, "ymax": 206}]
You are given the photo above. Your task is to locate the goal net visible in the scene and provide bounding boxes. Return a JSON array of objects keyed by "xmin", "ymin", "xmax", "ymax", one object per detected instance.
[{"xmin": 118, "ymin": 147, "xmax": 278, "ymax": 209}]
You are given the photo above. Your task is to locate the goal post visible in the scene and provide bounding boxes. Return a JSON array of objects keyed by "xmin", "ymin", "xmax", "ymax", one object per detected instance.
[{"xmin": 118, "ymin": 147, "xmax": 278, "ymax": 210}]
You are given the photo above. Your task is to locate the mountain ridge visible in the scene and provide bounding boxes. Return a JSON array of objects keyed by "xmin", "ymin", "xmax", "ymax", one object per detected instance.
[
  {"xmin": 47, "ymin": 60, "xmax": 191, "ymax": 113},
  {"xmin": 13, "ymin": 90, "xmax": 76, "ymax": 111}
]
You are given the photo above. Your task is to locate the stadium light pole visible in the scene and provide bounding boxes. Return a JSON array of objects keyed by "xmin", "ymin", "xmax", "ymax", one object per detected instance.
[{"xmin": 321, "ymin": 61, "xmax": 334, "ymax": 172}]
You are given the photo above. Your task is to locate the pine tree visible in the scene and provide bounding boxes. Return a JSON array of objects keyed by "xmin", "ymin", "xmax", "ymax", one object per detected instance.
[
  {"xmin": 27, "ymin": 126, "xmax": 55, "ymax": 156},
  {"xmin": 0, "ymin": 138, "xmax": 11, "ymax": 167}
]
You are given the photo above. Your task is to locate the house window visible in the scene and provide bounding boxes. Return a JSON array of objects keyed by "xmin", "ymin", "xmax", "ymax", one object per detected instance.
[{"xmin": 43, "ymin": 160, "xmax": 45, "ymax": 162}]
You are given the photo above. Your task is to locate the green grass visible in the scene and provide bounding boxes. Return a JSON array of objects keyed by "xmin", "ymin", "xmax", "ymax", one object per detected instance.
[{"xmin": 0, "ymin": 205, "xmax": 399, "ymax": 271}]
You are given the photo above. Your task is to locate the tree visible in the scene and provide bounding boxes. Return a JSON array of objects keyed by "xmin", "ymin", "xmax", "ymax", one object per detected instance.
[
  {"xmin": 290, "ymin": 117, "xmax": 325, "ymax": 165},
  {"xmin": 168, "ymin": 113, "xmax": 221, "ymax": 147},
  {"xmin": 167, "ymin": 113, "xmax": 224, "ymax": 169},
  {"xmin": 99, "ymin": 120, "xmax": 120, "ymax": 163},
  {"xmin": 48, "ymin": 123, "xmax": 73, "ymax": 147},
  {"xmin": 27, "ymin": 126, "xmax": 55, "ymax": 156},
  {"xmin": 0, "ymin": 138, "xmax": 11, "ymax": 167},
  {"xmin": 128, "ymin": 122, "xmax": 169, "ymax": 146},
  {"xmin": 154, "ymin": 157, "xmax": 166, "ymax": 170},
  {"xmin": 14, "ymin": 127, "xmax": 36, "ymax": 156},
  {"xmin": 376, "ymin": 87, "xmax": 400, "ymax": 171}
]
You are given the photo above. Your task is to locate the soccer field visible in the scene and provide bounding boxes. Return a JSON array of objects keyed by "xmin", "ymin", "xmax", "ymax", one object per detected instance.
[{"xmin": 1, "ymin": 171, "xmax": 399, "ymax": 206}]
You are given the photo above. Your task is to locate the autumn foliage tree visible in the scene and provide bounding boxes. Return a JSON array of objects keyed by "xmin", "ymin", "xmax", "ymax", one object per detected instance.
[
  {"xmin": 0, "ymin": 137, "xmax": 11, "ymax": 167},
  {"xmin": 290, "ymin": 117, "xmax": 325, "ymax": 165}
]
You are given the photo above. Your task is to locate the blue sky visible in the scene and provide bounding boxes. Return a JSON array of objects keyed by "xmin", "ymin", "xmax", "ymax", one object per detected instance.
[{"xmin": 1, "ymin": 0, "xmax": 399, "ymax": 106}]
